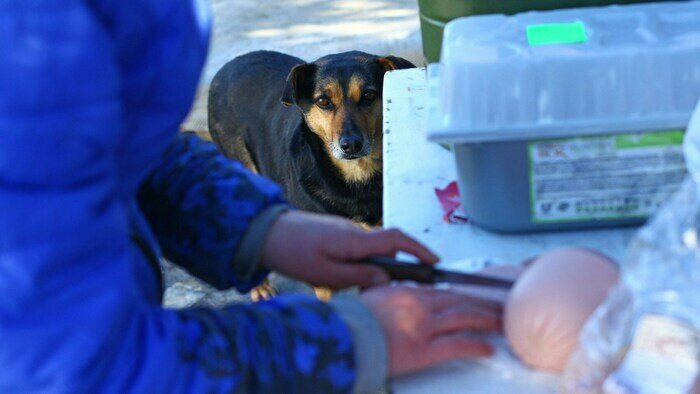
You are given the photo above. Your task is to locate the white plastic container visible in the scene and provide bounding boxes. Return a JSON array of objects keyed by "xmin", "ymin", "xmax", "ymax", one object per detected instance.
[{"xmin": 427, "ymin": 1, "xmax": 700, "ymax": 233}]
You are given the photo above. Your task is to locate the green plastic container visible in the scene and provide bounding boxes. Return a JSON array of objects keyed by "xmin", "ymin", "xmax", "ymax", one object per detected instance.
[{"xmin": 418, "ymin": 0, "xmax": 681, "ymax": 63}]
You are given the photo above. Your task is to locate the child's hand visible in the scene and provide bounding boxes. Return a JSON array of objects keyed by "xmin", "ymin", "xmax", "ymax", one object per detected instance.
[{"xmin": 261, "ymin": 210, "xmax": 438, "ymax": 289}]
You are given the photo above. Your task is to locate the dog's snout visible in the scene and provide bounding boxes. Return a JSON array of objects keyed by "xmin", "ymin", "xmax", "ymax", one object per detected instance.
[{"xmin": 339, "ymin": 135, "xmax": 364, "ymax": 156}]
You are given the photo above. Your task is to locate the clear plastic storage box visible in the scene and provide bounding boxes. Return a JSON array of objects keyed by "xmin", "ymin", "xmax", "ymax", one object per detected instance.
[{"xmin": 427, "ymin": 1, "xmax": 700, "ymax": 233}]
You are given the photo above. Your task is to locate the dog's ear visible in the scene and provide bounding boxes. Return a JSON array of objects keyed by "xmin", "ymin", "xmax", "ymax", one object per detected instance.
[
  {"xmin": 376, "ymin": 56, "xmax": 416, "ymax": 72},
  {"xmin": 281, "ymin": 63, "xmax": 316, "ymax": 107}
]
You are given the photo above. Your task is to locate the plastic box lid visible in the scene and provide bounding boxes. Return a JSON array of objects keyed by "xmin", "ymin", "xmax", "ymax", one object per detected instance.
[{"xmin": 427, "ymin": 1, "xmax": 700, "ymax": 144}]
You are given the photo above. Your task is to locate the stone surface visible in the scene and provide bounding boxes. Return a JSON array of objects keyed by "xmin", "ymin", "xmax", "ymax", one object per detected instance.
[{"xmin": 181, "ymin": 0, "xmax": 423, "ymax": 134}]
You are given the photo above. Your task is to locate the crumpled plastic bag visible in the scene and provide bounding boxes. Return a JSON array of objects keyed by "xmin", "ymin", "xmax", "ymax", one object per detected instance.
[{"xmin": 561, "ymin": 99, "xmax": 700, "ymax": 393}]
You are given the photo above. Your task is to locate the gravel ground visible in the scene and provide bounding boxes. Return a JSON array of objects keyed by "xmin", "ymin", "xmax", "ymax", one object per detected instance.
[
  {"xmin": 168, "ymin": 0, "xmax": 423, "ymax": 308},
  {"xmin": 181, "ymin": 0, "xmax": 423, "ymax": 135}
]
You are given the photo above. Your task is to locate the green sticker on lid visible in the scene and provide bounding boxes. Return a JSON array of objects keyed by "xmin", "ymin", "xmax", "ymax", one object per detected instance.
[{"xmin": 527, "ymin": 21, "xmax": 588, "ymax": 46}]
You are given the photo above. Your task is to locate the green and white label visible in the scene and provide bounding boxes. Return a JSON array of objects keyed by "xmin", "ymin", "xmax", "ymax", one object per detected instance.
[
  {"xmin": 528, "ymin": 130, "xmax": 686, "ymax": 224},
  {"xmin": 527, "ymin": 21, "xmax": 588, "ymax": 46}
]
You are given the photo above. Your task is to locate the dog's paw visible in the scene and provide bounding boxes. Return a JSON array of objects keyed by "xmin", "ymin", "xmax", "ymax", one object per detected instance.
[
  {"xmin": 313, "ymin": 286, "xmax": 333, "ymax": 302},
  {"xmin": 251, "ymin": 282, "xmax": 277, "ymax": 302}
]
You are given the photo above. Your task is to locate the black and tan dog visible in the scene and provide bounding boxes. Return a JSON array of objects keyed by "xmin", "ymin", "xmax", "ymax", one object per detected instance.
[{"xmin": 208, "ymin": 50, "xmax": 415, "ymax": 226}]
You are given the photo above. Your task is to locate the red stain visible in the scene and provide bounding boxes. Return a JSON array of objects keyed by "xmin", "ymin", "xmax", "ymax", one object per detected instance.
[{"xmin": 435, "ymin": 182, "xmax": 470, "ymax": 224}]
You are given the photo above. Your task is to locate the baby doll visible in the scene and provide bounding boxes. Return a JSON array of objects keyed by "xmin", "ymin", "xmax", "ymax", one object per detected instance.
[{"xmin": 456, "ymin": 248, "xmax": 620, "ymax": 372}]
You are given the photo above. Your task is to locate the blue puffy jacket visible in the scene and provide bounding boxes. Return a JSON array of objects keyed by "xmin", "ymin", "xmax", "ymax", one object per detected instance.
[{"xmin": 0, "ymin": 1, "xmax": 358, "ymax": 392}]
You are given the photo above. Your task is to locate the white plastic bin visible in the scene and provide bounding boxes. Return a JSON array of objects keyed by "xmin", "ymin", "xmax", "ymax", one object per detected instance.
[{"xmin": 428, "ymin": 1, "xmax": 700, "ymax": 233}]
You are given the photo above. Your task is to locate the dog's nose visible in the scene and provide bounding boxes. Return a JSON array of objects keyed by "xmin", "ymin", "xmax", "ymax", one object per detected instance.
[{"xmin": 339, "ymin": 135, "xmax": 364, "ymax": 155}]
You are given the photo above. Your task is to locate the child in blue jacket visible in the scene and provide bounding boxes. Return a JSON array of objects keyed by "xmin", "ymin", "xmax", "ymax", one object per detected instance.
[{"xmin": 0, "ymin": 1, "xmax": 501, "ymax": 392}]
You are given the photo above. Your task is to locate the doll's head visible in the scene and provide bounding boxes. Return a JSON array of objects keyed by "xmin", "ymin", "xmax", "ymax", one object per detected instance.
[{"xmin": 504, "ymin": 248, "xmax": 620, "ymax": 372}]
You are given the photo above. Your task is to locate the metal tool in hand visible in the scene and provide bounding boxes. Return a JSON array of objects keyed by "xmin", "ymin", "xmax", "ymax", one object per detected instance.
[{"xmin": 361, "ymin": 256, "xmax": 515, "ymax": 289}]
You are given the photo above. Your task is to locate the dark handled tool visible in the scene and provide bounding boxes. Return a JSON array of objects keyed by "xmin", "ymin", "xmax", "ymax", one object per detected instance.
[{"xmin": 362, "ymin": 256, "xmax": 515, "ymax": 289}]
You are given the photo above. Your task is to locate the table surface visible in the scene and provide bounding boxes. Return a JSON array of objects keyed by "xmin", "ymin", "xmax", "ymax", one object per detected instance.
[{"xmin": 382, "ymin": 68, "xmax": 638, "ymax": 393}]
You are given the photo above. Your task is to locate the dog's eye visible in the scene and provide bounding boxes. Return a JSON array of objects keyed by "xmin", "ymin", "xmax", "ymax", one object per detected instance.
[
  {"xmin": 315, "ymin": 97, "xmax": 332, "ymax": 109},
  {"xmin": 363, "ymin": 91, "xmax": 378, "ymax": 103}
]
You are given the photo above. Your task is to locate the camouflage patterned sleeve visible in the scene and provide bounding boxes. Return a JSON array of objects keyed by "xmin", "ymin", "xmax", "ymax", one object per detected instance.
[
  {"xmin": 165, "ymin": 294, "xmax": 356, "ymax": 393},
  {"xmin": 137, "ymin": 132, "xmax": 288, "ymax": 292}
]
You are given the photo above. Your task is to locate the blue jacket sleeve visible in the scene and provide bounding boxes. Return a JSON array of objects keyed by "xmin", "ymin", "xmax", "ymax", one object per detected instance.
[
  {"xmin": 137, "ymin": 132, "xmax": 288, "ymax": 292},
  {"xmin": 0, "ymin": 2, "xmax": 356, "ymax": 393}
]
